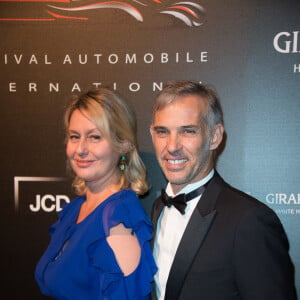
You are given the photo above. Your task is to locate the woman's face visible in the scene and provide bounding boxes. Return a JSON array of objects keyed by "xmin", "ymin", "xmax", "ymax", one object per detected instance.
[{"xmin": 66, "ymin": 109, "xmax": 120, "ymax": 189}]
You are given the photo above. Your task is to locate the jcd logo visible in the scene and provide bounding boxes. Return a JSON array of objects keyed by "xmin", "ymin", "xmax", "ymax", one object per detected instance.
[
  {"xmin": 14, "ymin": 176, "xmax": 70, "ymax": 213},
  {"xmin": 0, "ymin": 0, "xmax": 206, "ymax": 27},
  {"xmin": 30, "ymin": 194, "xmax": 70, "ymax": 212}
]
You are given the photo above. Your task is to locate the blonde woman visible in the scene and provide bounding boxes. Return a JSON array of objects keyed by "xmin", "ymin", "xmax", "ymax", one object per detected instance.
[{"xmin": 35, "ymin": 88, "xmax": 157, "ymax": 299}]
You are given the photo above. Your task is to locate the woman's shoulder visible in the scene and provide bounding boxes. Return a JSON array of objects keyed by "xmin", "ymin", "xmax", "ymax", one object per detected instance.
[
  {"xmin": 107, "ymin": 189, "xmax": 147, "ymax": 215},
  {"xmin": 101, "ymin": 189, "xmax": 152, "ymax": 234}
]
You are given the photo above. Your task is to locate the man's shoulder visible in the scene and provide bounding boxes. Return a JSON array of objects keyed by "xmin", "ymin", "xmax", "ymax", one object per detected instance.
[{"xmin": 214, "ymin": 173, "xmax": 268, "ymax": 210}]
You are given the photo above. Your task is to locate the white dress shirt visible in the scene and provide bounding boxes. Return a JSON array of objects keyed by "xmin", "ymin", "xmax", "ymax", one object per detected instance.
[{"xmin": 153, "ymin": 170, "xmax": 214, "ymax": 300}]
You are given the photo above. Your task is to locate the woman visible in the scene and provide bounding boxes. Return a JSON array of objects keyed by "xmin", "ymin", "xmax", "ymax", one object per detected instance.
[{"xmin": 35, "ymin": 88, "xmax": 157, "ymax": 299}]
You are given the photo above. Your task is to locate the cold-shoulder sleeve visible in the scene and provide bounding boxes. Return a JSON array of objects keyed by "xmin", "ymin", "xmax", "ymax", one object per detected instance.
[{"xmin": 87, "ymin": 190, "xmax": 157, "ymax": 300}]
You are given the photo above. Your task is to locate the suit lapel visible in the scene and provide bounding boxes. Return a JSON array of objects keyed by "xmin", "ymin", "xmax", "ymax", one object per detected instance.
[
  {"xmin": 165, "ymin": 173, "xmax": 225, "ymax": 300},
  {"xmin": 165, "ymin": 208, "xmax": 216, "ymax": 299},
  {"xmin": 151, "ymin": 194, "xmax": 164, "ymax": 226},
  {"xmin": 151, "ymin": 194, "xmax": 164, "ymax": 248}
]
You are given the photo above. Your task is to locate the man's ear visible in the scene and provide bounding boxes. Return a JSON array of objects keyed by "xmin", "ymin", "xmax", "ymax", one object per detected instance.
[
  {"xmin": 210, "ymin": 124, "xmax": 224, "ymax": 150},
  {"xmin": 149, "ymin": 125, "xmax": 154, "ymax": 140}
]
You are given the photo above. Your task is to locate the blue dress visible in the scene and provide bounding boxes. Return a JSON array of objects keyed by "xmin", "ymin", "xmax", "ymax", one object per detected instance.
[{"xmin": 35, "ymin": 189, "xmax": 157, "ymax": 300}]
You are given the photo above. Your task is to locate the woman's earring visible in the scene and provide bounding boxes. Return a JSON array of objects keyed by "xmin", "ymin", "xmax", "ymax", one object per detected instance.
[{"xmin": 119, "ymin": 156, "xmax": 127, "ymax": 171}]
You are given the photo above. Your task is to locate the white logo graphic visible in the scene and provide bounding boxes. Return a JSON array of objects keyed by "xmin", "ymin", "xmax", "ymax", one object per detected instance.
[
  {"xmin": 273, "ymin": 31, "xmax": 300, "ymax": 54},
  {"xmin": 14, "ymin": 176, "xmax": 69, "ymax": 212}
]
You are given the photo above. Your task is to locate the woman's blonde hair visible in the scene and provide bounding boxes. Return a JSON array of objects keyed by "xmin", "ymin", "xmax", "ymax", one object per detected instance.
[{"xmin": 64, "ymin": 88, "xmax": 148, "ymax": 196}]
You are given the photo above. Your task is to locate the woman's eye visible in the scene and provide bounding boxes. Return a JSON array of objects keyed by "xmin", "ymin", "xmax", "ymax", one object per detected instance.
[
  {"xmin": 69, "ymin": 135, "xmax": 79, "ymax": 141},
  {"xmin": 89, "ymin": 135, "xmax": 101, "ymax": 141}
]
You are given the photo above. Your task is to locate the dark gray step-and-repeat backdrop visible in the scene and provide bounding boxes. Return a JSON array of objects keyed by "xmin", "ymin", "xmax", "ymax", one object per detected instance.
[{"xmin": 1, "ymin": 0, "xmax": 299, "ymax": 298}]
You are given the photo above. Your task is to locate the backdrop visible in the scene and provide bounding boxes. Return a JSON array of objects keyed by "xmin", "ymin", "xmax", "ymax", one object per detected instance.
[{"xmin": 1, "ymin": 0, "xmax": 299, "ymax": 298}]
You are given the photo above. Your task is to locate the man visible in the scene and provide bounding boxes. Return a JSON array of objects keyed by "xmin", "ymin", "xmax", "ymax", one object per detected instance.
[{"xmin": 150, "ymin": 80, "xmax": 297, "ymax": 300}]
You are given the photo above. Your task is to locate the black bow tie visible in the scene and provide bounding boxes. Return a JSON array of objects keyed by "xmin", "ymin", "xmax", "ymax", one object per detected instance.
[{"xmin": 161, "ymin": 185, "xmax": 206, "ymax": 214}]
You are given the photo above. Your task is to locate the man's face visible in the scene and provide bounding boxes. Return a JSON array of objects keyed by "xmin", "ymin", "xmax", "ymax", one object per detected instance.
[{"xmin": 150, "ymin": 95, "xmax": 219, "ymax": 194}]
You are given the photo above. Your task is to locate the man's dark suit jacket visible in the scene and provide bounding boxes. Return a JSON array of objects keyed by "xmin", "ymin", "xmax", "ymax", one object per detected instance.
[{"xmin": 151, "ymin": 172, "xmax": 297, "ymax": 300}]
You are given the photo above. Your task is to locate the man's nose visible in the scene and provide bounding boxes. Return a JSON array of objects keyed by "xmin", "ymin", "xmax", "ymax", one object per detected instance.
[{"xmin": 166, "ymin": 133, "xmax": 182, "ymax": 153}]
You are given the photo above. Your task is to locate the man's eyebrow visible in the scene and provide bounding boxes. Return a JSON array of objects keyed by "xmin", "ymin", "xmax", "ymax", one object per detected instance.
[
  {"xmin": 152, "ymin": 125, "xmax": 199, "ymax": 129},
  {"xmin": 152, "ymin": 126, "xmax": 167, "ymax": 130},
  {"xmin": 181, "ymin": 125, "xmax": 199, "ymax": 128}
]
